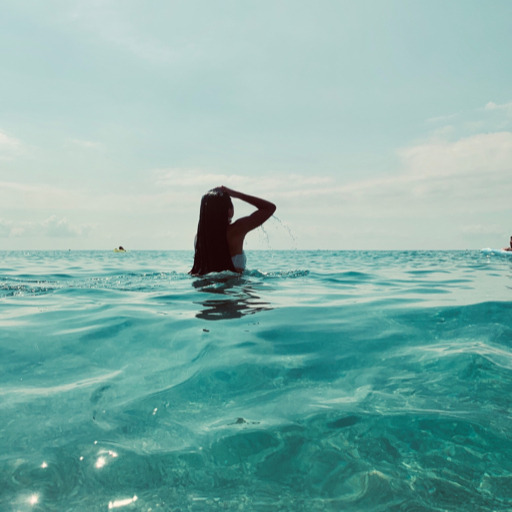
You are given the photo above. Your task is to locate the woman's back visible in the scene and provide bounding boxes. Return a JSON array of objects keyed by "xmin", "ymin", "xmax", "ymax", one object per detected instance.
[{"xmin": 190, "ymin": 186, "xmax": 276, "ymax": 275}]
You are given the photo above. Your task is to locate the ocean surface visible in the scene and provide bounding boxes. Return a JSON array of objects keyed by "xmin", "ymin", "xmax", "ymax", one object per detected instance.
[{"xmin": 1, "ymin": 250, "xmax": 512, "ymax": 511}]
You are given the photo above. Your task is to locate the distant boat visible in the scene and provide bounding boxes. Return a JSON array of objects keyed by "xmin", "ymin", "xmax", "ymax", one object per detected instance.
[{"xmin": 114, "ymin": 246, "xmax": 126, "ymax": 253}]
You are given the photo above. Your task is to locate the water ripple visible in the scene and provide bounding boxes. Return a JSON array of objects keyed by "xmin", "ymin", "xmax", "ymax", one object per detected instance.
[{"xmin": 1, "ymin": 250, "xmax": 512, "ymax": 511}]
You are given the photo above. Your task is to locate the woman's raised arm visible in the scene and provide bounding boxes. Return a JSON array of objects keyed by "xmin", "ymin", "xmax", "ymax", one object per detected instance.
[{"xmin": 221, "ymin": 186, "xmax": 276, "ymax": 232}]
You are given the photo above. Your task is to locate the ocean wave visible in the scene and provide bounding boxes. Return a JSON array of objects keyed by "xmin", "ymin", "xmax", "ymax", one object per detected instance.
[{"xmin": 1, "ymin": 251, "xmax": 512, "ymax": 511}]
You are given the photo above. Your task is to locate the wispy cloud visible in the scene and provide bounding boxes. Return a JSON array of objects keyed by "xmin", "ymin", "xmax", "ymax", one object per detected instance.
[
  {"xmin": 0, "ymin": 216, "xmax": 92, "ymax": 238},
  {"xmin": 398, "ymin": 131, "xmax": 512, "ymax": 177},
  {"xmin": 0, "ymin": 181, "xmax": 80, "ymax": 210},
  {"xmin": 4, "ymin": 129, "xmax": 509, "ymax": 213},
  {"xmin": 154, "ymin": 169, "xmax": 250, "ymax": 188},
  {"xmin": 66, "ymin": 2, "xmax": 178, "ymax": 65},
  {"xmin": 461, "ymin": 223, "xmax": 502, "ymax": 236},
  {"xmin": 153, "ymin": 131, "xmax": 512, "ymax": 213},
  {"xmin": 154, "ymin": 169, "xmax": 334, "ymax": 192},
  {"xmin": 2, "ymin": 129, "xmax": 509, "ymax": 248},
  {"xmin": 0, "ymin": 131, "xmax": 21, "ymax": 148},
  {"xmin": 69, "ymin": 139, "xmax": 104, "ymax": 150},
  {"xmin": 264, "ymin": 130, "xmax": 512, "ymax": 224},
  {"xmin": 426, "ymin": 113, "xmax": 458, "ymax": 124},
  {"xmin": 0, "ymin": 130, "xmax": 23, "ymax": 160},
  {"xmin": 485, "ymin": 101, "xmax": 512, "ymax": 114},
  {"xmin": 424, "ymin": 101, "xmax": 512, "ymax": 141}
]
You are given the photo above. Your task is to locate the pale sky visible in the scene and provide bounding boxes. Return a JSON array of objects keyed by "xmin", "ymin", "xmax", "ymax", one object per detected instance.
[{"xmin": 1, "ymin": 0, "xmax": 511, "ymax": 250}]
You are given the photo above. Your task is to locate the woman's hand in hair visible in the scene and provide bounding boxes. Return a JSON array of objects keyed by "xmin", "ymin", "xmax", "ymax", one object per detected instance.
[
  {"xmin": 220, "ymin": 185, "xmax": 236, "ymax": 197},
  {"xmin": 220, "ymin": 186, "xmax": 275, "ymax": 213}
]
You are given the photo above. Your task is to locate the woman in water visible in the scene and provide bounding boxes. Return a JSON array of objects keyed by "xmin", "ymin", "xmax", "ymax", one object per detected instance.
[{"xmin": 190, "ymin": 186, "xmax": 276, "ymax": 275}]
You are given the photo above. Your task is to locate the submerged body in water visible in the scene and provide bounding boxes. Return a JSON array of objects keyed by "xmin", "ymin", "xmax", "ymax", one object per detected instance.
[{"xmin": 1, "ymin": 250, "xmax": 512, "ymax": 511}]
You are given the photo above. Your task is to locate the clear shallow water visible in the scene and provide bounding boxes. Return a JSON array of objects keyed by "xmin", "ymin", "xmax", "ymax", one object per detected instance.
[{"xmin": 1, "ymin": 250, "xmax": 512, "ymax": 511}]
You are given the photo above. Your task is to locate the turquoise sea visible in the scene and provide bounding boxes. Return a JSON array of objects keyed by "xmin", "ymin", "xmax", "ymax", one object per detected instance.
[{"xmin": 1, "ymin": 250, "xmax": 512, "ymax": 511}]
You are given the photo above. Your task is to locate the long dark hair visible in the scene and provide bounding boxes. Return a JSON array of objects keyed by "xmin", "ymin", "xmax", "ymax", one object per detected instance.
[{"xmin": 190, "ymin": 188, "xmax": 236, "ymax": 275}]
